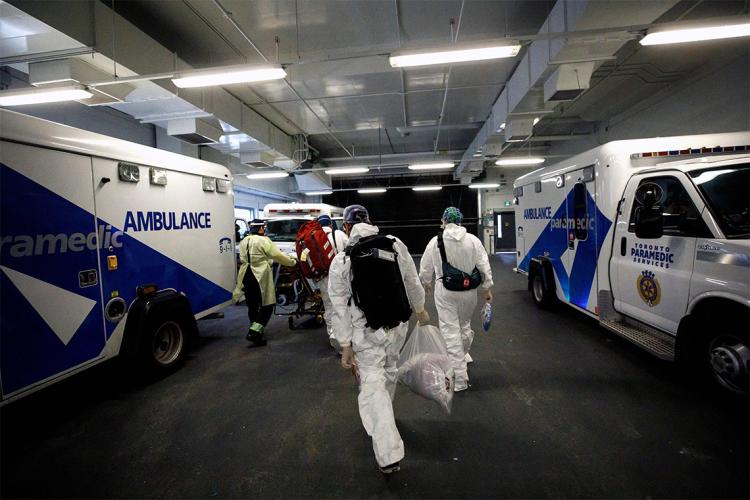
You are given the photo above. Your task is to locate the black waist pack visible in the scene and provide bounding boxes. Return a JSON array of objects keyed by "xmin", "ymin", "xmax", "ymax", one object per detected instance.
[{"xmin": 438, "ymin": 232, "xmax": 482, "ymax": 291}]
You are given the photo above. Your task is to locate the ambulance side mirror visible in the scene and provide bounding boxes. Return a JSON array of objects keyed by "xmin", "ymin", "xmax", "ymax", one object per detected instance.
[{"xmin": 634, "ymin": 205, "xmax": 663, "ymax": 239}]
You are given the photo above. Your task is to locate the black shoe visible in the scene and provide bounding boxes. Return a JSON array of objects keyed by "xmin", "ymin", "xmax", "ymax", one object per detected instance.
[
  {"xmin": 247, "ymin": 339, "xmax": 267, "ymax": 348},
  {"xmin": 245, "ymin": 330, "xmax": 266, "ymax": 346},
  {"xmin": 379, "ymin": 462, "xmax": 400, "ymax": 474}
]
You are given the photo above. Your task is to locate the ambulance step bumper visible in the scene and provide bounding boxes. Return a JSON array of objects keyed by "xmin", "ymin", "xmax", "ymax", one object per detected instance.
[{"xmin": 600, "ymin": 318, "xmax": 676, "ymax": 361}]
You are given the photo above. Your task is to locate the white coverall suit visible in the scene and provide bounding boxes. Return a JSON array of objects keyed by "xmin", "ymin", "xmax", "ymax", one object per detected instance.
[
  {"xmin": 328, "ymin": 223, "xmax": 426, "ymax": 467},
  {"xmin": 317, "ymin": 226, "xmax": 349, "ymax": 349},
  {"xmin": 419, "ymin": 223, "xmax": 493, "ymax": 390}
]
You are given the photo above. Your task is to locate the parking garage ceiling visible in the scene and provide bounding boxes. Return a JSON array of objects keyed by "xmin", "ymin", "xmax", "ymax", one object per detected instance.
[{"xmin": 2, "ymin": 0, "xmax": 749, "ymax": 183}]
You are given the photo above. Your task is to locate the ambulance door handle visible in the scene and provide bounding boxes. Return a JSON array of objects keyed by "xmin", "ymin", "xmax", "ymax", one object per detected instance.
[{"xmin": 620, "ymin": 237, "xmax": 627, "ymax": 256}]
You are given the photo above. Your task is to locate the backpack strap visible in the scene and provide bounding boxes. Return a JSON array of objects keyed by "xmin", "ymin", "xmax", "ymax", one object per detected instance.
[{"xmin": 437, "ymin": 231, "xmax": 450, "ymax": 266}]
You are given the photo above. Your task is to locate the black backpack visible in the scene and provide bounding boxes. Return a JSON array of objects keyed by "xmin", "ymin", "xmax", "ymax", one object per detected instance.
[
  {"xmin": 346, "ymin": 234, "xmax": 412, "ymax": 330},
  {"xmin": 438, "ymin": 232, "xmax": 483, "ymax": 291}
]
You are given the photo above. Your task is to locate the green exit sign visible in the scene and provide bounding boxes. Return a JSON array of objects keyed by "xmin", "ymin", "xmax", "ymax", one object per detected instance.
[{"xmin": 504, "ymin": 200, "xmax": 512, "ymax": 207}]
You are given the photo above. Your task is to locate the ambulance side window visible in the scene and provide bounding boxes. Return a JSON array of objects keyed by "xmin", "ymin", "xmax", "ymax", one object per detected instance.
[
  {"xmin": 628, "ymin": 176, "xmax": 710, "ymax": 237},
  {"xmin": 573, "ymin": 182, "xmax": 588, "ymax": 241}
]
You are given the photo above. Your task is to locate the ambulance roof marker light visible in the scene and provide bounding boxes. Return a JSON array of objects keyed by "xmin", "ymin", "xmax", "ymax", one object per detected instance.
[{"xmin": 630, "ymin": 144, "xmax": 749, "ymax": 159}]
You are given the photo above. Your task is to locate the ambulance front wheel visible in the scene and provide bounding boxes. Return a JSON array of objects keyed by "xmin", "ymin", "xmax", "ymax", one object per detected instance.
[
  {"xmin": 530, "ymin": 270, "xmax": 555, "ymax": 309},
  {"xmin": 684, "ymin": 302, "xmax": 749, "ymax": 396}
]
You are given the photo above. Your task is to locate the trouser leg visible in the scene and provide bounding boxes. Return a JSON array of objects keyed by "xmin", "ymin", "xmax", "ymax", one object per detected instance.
[
  {"xmin": 243, "ymin": 271, "xmax": 262, "ymax": 324},
  {"xmin": 459, "ymin": 291, "xmax": 477, "ymax": 355},
  {"xmin": 318, "ymin": 277, "xmax": 340, "ymax": 351},
  {"xmin": 243, "ymin": 272, "xmax": 266, "ymax": 343},
  {"xmin": 435, "ymin": 285, "xmax": 468, "ymax": 388},
  {"xmin": 355, "ymin": 332, "xmax": 405, "ymax": 467},
  {"xmin": 258, "ymin": 304, "xmax": 274, "ymax": 327},
  {"xmin": 384, "ymin": 323, "xmax": 407, "ymax": 401}
]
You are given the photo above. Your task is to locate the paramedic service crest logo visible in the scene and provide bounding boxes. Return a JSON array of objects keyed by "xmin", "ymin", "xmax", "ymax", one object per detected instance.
[{"xmin": 637, "ymin": 270, "xmax": 660, "ymax": 307}]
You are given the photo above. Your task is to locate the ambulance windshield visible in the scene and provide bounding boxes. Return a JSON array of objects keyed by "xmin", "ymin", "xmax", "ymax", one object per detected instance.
[
  {"xmin": 265, "ymin": 219, "xmax": 307, "ymax": 242},
  {"xmin": 690, "ymin": 163, "xmax": 750, "ymax": 239}
]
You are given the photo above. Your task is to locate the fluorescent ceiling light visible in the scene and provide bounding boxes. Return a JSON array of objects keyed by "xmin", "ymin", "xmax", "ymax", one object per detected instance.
[
  {"xmin": 172, "ymin": 65, "xmax": 286, "ymax": 88},
  {"xmin": 473, "ymin": 153, "xmax": 483, "ymax": 158},
  {"xmin": 305, "ymin": 191, "xmax": 333, "ymax": 196},
  {"xmin": 246, "ymin": 171, "xmax": 289, "ymax": 180},
  {"xmin": 412, "ymin": 186, "xmax": 443, "ymax": 191},
  {"xmin": 0, "ymin": 85, "xmax": 93, "ymax": 106},
  {"xmin": 358, "ymin": 188, "xmax": 387, "ymax": 194},
  {"xmin": 495, "ymin": 157, "xmax": 545, "ymax": 166},
  {"xmin": 533, "ymin": 117, "xmax": 540, "ymax": 125},
  {"xmin": 469, "ymin": 183, "xmax": 500, "ymax": 189},
  {"xmin": 640, "ymin": 21, "xmax": 750, "ymax": 46},
  {"xmin": 389, "ymin": 43, "xmax": 521, "ymax": 68},
  {"xmin": 408, "ymin": 162, "xmax": 455, "ymax": 171},
  {"xmin": 325, "ymin": 167, "xmax": 370, "ymax": 175}
]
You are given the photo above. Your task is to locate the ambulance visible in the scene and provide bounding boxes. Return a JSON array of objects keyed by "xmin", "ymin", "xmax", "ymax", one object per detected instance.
[
  {"xmin": 262, "ymin": 203, "xmax": 344, "ymax": 254},
  {"xmin": 514, "ymin": 132, "xmax": 750, "ymax": 394},
  {"xmin": 0, "ymin": 109, "xmax": 236, "ymax": 403}
]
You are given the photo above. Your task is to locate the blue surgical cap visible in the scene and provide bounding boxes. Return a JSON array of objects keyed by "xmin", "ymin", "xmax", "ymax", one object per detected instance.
[
  {"xmin": 317, "ymin": 214, "xmax": 332, "ymax": 227},
  {"xmin": 344, "ymin": 204, "xmax": 370, "ymax": 224}
]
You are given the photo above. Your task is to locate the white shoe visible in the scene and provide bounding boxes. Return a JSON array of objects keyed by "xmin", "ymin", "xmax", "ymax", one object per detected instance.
[
  {"xmin": 454, "ymin": 382, "xmax": 469, "ymax": 392},
  {"xmin": 464, "ymin": 353, "xmax": 473, "ymax": 364}
]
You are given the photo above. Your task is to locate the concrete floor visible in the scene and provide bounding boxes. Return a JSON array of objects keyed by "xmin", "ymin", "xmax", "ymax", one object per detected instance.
[{"xmin": 1, "ymin": 255, "xmax": 748, "ymax": 498}]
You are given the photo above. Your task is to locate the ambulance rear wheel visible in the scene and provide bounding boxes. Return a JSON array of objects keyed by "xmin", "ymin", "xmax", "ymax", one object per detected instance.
[
  {"xmin": 530, "ymin": 270, "xmax": 555, "ymax": 309},
  {"xmin": 140, "ymin": 313, "xmax": 187, "ymax": 372}
]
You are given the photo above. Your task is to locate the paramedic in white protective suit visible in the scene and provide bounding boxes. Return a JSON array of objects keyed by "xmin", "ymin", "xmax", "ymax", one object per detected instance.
[
  {"xmin": 419, "ymin": 207, "xmax": 493, "ymax": 391},
  {"xmin": 328, "ymin": 204, "xmax": 429, "ymax": 474},
  {"xmin": 315, "ymin": 214, "xmax": 348, "ymax": 352}
]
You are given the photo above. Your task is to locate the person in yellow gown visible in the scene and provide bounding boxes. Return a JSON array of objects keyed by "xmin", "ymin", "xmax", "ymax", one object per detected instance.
[{"xmin": 233, "ymin": 220, "xmax": 297, "ymax": 346}]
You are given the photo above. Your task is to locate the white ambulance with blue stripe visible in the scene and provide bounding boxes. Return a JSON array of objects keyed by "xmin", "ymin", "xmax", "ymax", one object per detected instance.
[
  {"xmin": 0, "ymin": 109, "xmax": 236, "ymax": 403},
  {"xmin": 514, "ymin": 132, "xmax": 750, "ymax": 394}
]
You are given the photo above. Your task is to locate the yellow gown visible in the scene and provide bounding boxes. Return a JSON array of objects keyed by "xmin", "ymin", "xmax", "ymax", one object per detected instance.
[{"xmin": 233, "ymin": 234, "xmax": 296, "ymax": 306}]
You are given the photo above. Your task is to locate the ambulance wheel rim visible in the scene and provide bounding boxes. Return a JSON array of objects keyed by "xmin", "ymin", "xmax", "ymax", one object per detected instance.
[
  {"xmin": 708, "ymin": 335, "xmax": 748, "ymax": 394},
  {"xmin": 152, "ymin": 321, "xmax": 184, "ymax": 366}
]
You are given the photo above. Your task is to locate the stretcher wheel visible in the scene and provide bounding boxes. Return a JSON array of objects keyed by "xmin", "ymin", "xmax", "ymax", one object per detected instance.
[
  {"xmin": 288, "ymin": 317, "xmax": 295, "ymax": 330},
  {"xmin": 315, "ymin": 314, "xmax": 324, "ymax": 326}
]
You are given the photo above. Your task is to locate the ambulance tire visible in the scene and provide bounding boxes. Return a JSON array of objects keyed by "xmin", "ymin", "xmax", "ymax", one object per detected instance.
[
  {"xmin": 138, "ymin": 311, "xmax": 189, "ymax": 373},
  {"xmin": 530, "ymin": 267, "xmax": 556, "ymax": 309},
  {"xmin": 696, "ymin": 308, "xmax": 749, "ymax": 396},
  {"xmin": 683, "ymin": 302, "xmax": 749, "ymax": 396}
]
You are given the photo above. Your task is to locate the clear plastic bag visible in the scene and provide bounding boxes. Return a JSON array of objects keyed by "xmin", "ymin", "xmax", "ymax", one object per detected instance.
[{"xmin": 397, "ymin": 324, "xmax": 454, "ymax": 414}]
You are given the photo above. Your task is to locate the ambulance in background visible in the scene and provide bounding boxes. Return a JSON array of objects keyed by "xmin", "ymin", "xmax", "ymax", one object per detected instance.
[
  {"xmin": 0, "ymin": 110, "xmax": 236, "ymax": 403},
  {"xmin": 514, "ymin": 132, "xmax": 750, "ymax": 394},
  {"xmin": 263, "ymin": 203, "xmax": 344, "ymax": 254}
]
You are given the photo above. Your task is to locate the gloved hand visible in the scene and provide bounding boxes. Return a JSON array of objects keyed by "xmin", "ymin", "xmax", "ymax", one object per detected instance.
[
  {"xmin": 423, "ymin": 282, "xmax": 433, "ymax": 296},
  {"xmin": 485, "ymin": 288, "xmax": 493, "ymax": 302},
  {"xmin": 416, "ymin": 309, "xmax": 430, "ymax": 325},
  {"xmin": 341, "ymin": 345, "xmax": 356, "ymax": 369}
]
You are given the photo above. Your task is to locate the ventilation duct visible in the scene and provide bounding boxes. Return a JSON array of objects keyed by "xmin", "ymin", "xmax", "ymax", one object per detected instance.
[
  {"xmin": 544, "ymin": 62, "xmax": 595, "ymax": 102},
  {"xmin": 240, "ymin": 151, "xmax": 277, "ymax": 168},
  {"xmin": 504, "ymin": 118, "xmax": 535, "ymax": 143},
  {"xmin": 167, "ymin": 118, "xmax": 221, "ymax": 145},
  {"xmin": 28, "ymin": 59, "xmax": 134, "ymax": 105}
]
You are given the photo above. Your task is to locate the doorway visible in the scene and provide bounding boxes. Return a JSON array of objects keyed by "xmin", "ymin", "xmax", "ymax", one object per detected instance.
[{"xmin": 494, "ymin": 210, "xmax": 516, "ymax": 251}]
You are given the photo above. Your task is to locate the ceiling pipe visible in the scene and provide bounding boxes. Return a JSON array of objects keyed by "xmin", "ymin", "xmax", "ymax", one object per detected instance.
[
  {"xmin": 211, "ymin": 0, "xmax": 354, "ymax": 159},
  {"xmin": 433, "ymin": 0, "xmax": 465, "ymax": 154}
]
